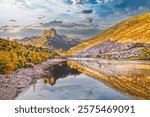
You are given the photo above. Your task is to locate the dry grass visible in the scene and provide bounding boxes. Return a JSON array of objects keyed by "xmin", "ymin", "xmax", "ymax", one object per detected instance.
[{"xmin": 66, "ymin": 12, "xmax": 150, "ymax": 56}]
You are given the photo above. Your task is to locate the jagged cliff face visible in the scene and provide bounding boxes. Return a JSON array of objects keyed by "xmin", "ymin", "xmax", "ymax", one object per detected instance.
[
  {"xmin": 66, "ymin": 12, "xmax": 150, "ymax": 57},
  {"xmin": 19, "ymin": 28, "xmax": 82, "ymax": 51},
  {"xmin": 42, "ymin": 28, "xmax": 57, "ymax": 39}
]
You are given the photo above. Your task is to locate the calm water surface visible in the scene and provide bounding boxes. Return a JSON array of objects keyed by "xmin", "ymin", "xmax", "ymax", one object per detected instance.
[{"xmin": 16, "ymin": 59, "xmax": 150, "ymax": 100}]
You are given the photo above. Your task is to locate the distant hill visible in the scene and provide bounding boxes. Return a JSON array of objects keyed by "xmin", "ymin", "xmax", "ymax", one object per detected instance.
[
  {"xmin": 18, "ymin": 28, "xmax": 82, "ymax": 51},
  {"xmin": 66, "ymin": 12, "xmax": 150, "ymax": 59},
  {"xmin": 0, "ymin": 38, "xmax": 56, "ymax": 74}
]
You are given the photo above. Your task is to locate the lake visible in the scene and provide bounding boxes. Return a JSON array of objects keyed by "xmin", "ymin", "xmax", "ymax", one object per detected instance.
[{"xmin": 16, "ymin": 59, "xmax": 150, "ymax": 100}]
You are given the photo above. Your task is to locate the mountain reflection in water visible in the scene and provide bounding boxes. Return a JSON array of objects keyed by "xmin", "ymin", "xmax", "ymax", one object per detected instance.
[
  {"xmin": 16, "ymin": 59, "xmax": 150, "ymax": 100},
  {"xmin": 68, "ymin": 60, "xmax": 150, "ymax": 100},
  {"xmin": 42, "ymin": 62, "xmax": 81, "ymax": 86}
]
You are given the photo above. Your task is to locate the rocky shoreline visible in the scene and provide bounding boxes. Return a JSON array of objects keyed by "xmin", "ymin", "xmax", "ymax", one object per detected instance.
[{"xmin": 0, "ymin": 59, "xmax": 66, "ymax": 100}]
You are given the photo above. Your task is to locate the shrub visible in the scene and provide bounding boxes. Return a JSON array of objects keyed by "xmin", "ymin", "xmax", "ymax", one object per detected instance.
[{"xmin": 0, "ymin": 58, "xmax": 6, "ymax": 74}]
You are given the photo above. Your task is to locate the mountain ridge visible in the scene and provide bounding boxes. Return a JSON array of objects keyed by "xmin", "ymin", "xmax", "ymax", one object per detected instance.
[
  {"xmin": 18, "ymin": 28, "xmax": 82, "ymax": 51},
  {"xmin": 66, "ymin": 12, "xmax": 150, "ymax": 56}
]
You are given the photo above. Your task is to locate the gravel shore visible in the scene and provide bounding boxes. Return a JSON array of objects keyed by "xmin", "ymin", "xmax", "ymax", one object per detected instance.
[{"xmin": 0, "ymin": 59, "xmax": 66, "ymax": 100}]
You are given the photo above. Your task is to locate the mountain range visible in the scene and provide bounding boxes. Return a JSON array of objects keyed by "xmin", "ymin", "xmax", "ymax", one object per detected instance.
[
  {"xmin": 66, "ymin": 12, "xmax": 150, "ymax": 59},
  {"xmin": 17, "ymin": 12, "xmax": 150, "ymax": 60},
  {"xmin": 18, "ymin": 28, "xmax": 82, "ymax": 51}
]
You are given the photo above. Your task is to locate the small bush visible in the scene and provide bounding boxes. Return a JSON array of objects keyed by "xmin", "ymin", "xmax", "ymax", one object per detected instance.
[{"xmin": 0, "ymin": 58, "xmax": 6, "ymax": 74}]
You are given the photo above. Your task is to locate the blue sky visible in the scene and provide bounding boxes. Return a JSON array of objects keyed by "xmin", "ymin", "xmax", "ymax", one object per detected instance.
[{"xmin": 0, "ymin": 0, "xmax": 150, "ymax": 39}]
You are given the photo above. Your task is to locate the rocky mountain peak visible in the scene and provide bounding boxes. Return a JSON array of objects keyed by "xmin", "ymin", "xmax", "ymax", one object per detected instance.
[
  {"xmin": 18, "ymin": 28, "xmax": 82, "ymax": 51},
  {"xmin": 42, "ymin": 28, "xmax": 57, "ymax": 38}
]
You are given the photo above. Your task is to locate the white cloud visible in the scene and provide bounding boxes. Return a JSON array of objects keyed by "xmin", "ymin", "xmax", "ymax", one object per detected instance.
[
  {"xmin": 1, "ymin": 0, "xmax": 148, "ymax": 40},
  {"xmin": 96, "ymin": 0, "xmax": 114, "ymax": 4},
  {"xmin": 0, "ymin": 0, "xmax": 117, "ymax": 39},
  {"xmin": 72, "ymin": 0, "xmax": 84, "ymax": 5},
  {"xmin": 0, "ymin": 0, "xmax": 89, "ymax": 25}
]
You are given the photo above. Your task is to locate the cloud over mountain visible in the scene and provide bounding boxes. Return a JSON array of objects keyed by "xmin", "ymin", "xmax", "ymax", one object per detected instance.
[{"xmin": 0, "ymin": 0, "xmax": 150, "ymax": 40}]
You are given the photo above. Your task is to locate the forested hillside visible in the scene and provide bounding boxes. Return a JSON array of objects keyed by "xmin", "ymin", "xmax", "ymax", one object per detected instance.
[{"xmin": 0, "ymin": 38, "xmax": 56, "ymax": 74}]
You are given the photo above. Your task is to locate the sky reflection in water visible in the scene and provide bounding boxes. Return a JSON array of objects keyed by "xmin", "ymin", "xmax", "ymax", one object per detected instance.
[{"xmin": 16, "ymin": 60, "xmax": 150, "ymax": 100}]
